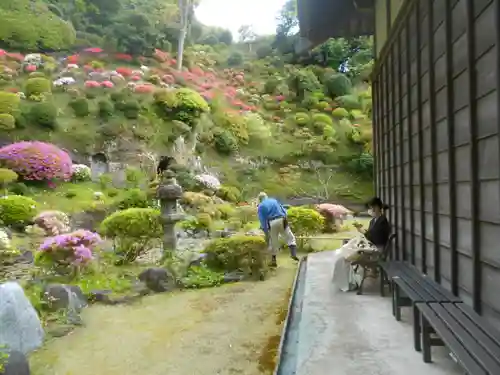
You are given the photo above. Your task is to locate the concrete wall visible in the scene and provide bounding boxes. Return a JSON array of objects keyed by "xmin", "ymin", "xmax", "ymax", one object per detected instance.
[{"xmin": 372, "ymin": 0, "xmax": 500, "ymax": 327}]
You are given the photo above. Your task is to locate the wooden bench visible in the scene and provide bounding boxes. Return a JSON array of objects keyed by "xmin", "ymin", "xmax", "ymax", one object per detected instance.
[
  {"xmin": 418, "ymin": 302, "xmax": 500, "ymax": 374},
  {"xmin": 350, "ymin": 233, "xmax": 396, "ymax": 295},
  {"xmin": 379, "ymin": 261, "xmax": 461, "ymax": 351}
]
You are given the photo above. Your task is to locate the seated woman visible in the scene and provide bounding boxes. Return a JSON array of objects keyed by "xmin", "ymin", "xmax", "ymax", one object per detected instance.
[{"xmin": 331, "ymin": 197, "xmax": 391, "ymax": 292}]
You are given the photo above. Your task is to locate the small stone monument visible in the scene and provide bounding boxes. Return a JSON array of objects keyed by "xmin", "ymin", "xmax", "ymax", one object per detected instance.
[{"xmin": 156, "ymin": 170, "xmax": 185, "ymax": 252}]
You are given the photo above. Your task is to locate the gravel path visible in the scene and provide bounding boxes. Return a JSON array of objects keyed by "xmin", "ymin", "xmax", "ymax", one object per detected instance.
[{"xmin": 30, "ymin": 258, "xmax": 297, "ymax": 375}]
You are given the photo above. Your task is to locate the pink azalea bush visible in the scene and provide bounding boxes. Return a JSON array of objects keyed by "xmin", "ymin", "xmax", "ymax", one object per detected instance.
[
  {"xmin": 84, "ymin": 80, "xmax": 100, "ymax": 88},
  {"xmin": 0, "ymin": 141, "xmax": 72, "ymax": 182},
  {"xmin": 134, "ymin": 84, "xmax": 154, "ymax": 93},
  {"xmin": 25, "ymin": 65, "xmax": 37, "ymax": 72},
  {"xmin": 38, "ymin": 229, "xmax": 101, "ymax": 268},
  {"xmin": 101, "ymin": 81, "xmax": 114, "ymax": 88}
]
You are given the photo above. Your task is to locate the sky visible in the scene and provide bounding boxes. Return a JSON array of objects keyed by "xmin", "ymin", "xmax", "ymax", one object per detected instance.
[{"xmin": 195, "ymin": 0, "xmax": 288, "ymax": 40}]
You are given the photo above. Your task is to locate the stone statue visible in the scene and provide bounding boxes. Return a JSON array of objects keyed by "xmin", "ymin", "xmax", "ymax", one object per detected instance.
[{"xmin": 156, "ymin": 170, "xmax": 185, "ymax": 253}]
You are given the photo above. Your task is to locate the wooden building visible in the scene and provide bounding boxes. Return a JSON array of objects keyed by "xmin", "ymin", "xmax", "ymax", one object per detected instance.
[{"xmin": 297, "ymin": 0, "xmax": 500, "ymax": 327}]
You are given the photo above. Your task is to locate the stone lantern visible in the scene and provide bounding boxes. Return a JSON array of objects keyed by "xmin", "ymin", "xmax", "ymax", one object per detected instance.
[{"xmin": 156, "ymin": 170, "xmax": 185, "ymax": 252}]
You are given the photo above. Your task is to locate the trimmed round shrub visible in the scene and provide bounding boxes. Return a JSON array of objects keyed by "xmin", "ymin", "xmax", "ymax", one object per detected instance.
[
  {"xmin": 0, "ymin": 92, "xmax": 20, "ymax": 115},
  {"xmin": 154, "ymin": 88, "xmax": 209, "ymax": 127},
  {"xmin": 311, "ymin": 113, "xmax": 333, "ymax": 127},
  {"xmin": 332, "ymin": 107, "xmax": 350, "ymax": 119},
  {"xmin": 0, "ymin": 141, "xmax": 72, "ymax": 181},
  {"xmin": 24, "ymin": 77, "xmax": 51, "ymax": 97},
  {"xmin": 287, "ymin": 207, "xmax": 324, "ymax": 237},
  {"xmin": 336, "ymin": 95, "xmax": 361, "ymax": 110},
  {"xmin": 29, "ymin": 102, "xmax": 57, "ymax": 128},
  {"xmin": 294, "ymin": 112, "xmax": 310, "ymax": 126},
  {"xmin": 0, "ymin": 168, "xmax": 18, "ymax": 189},
  {"xmin": 203, "ymin": 235, "xmax": 267, "ymax": 278},
  {"xmin": 69, "ymin": 98, "xmax": 90, "ymax": 117},
  {"xmin": 9, "ymin": 182, "xmax": 28, "ymax": 196},
  {"xmin": 216, "ymin": 185, "xmax": 241, "ymax": 203},
  {"xmin": 213, "ymin": 129, "xmax": 238, "ymax": 155},
  {"xmin": 227, "ymin": 52, "xmax": 244, "ymax": 66},
  {"xmin": 117, "ymin": 188, "xmax": 149, "ymax": 210},
  {"xmin": 0, "ymin": 113, "xmax": 15, "ymax": 130},
  {"xmin": 0, "ymin": 195, "xmax": 38, "ymax": 226},
  {"xmin": 29, "ymin": 72, "xmax": 46, "ymax": 78},
  {"xmin": 98, "ymin": 99, "xmax": 114, "ymax": 120},
  {"xmin": 121, "ymin": 99, "xmax": 141, "ymax": 119},
  {"xmin": 324, "ymin": 73, "xmax": 352, "ymax": 97},
  {"xmin": 99, "ymin": 208, "xmax": 162, "ymax": 263}
]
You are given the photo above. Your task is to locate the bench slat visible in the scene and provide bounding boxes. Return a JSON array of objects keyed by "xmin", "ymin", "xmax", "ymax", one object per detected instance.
[
  {"xmin": 394, "ymin": 276, "xmax": 436, "ymax": 302},
  {"xmin": 418, "ymin": 304, "xmax": 489, "ymax": 375},
  {"xmin": 442, "ymin": 304, "xmax": 500, "ymax": 366},
  {"xmin": 385, "ymin": 261, "xmax": 460, "ymax": 302},
  {"xmin": 405, "ymin": 265, "xmax": 461, "ymax": 302},
  {"xmin": 455, "ymin": 304, "xmax": 500, "ymax": 347},
  {"xmin": 431, "ymin": 304, "xmax": 500, "ymax": 374}
]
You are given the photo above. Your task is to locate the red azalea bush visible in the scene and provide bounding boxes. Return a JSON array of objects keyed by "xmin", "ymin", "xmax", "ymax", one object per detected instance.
[
  {"xmin": 67, "ymin": 55, "xmax": 79, "ymax": 64},
  {"xmin": 0, "ymin": 141, "xmax": 72, "ymax": 182},
  {"xmin": 134, "ymin": 84, "xmax": 154, "ymax": 93},
  {"xmin": 130, "ymin": 75, "xmax": 141, "ymax": 81},
  {"xmin": 101, "ymin": 81, "xmax": 114, "ymax": 88},
  {"xmin": 25, "ymin": 65, "xmax": 37, "ymax": 72},
  {"xmin": 116, "ymin": 67, "xmax": 133, "ymax": 77},
  {"xmin": 115, "ymin": 53, "xmax": 133, "ymax": 62}
]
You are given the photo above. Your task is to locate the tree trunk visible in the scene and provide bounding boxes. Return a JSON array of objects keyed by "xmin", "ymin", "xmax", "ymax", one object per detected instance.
[{"xmin": 176, "ymin": 28, "xmax": 186, "ymax": 70}]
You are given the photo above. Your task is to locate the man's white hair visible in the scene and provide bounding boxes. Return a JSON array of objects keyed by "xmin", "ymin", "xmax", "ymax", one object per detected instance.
[{"xmin": 257, "ymin": 192, "xmax": 268, "ymax": 202}]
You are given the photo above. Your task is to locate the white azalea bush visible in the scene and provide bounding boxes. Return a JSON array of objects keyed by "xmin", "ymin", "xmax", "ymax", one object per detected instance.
[
  {"xmin": 32, "ymin": 210, "xmax": 71, "ymax": 236},
  {"xmin": 0, "ymin": 228, "xmax": 13, "ymax": 254},
  {"xmin": 194, "ymin": 174, "xmax": 221, "ymax": 190},
  {"xmin": 71, "ymin": 164, "xmax": 91, "ymax": 182}
]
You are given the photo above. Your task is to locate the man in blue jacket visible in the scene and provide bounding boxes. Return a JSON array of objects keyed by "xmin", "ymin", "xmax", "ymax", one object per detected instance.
[{"xmin": 257, "ymin": 192, "xmax": 299, "ymax": 267}]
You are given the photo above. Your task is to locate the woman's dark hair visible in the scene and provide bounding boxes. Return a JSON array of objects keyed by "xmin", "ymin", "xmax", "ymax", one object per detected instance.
[{"xmin": 366, "ymin": 197, "xmax": 389, "ymax": 210}]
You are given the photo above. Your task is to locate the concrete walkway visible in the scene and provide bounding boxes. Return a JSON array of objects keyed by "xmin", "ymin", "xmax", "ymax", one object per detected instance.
[{"xmin": 295, "ymin": 251, "xmax": 464, "ymax": 375}]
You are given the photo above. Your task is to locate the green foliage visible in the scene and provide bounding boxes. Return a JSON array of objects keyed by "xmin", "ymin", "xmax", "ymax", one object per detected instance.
[
  {"xmin": 216, "ymin": 185, "xmax": 241, "ymax": 203},
  {"xmin": 100, "ymin": 208, "xmax": 162, "ymax": 263},
  {"xmin": 311, "ymin": 113, "xmax": 333, "ymax": 132},
  {"xmin": 343, "ymin": 152, "xmax": 374, "ymax": 178},
  {"xmin": 213, "ymin": 128, "xmax": 238, "ymax": 155},
  {"xmin": 181, "ymin": 264, "xmax": 225, "ymax": 289},
  {"xmin": 286, "ymin": 207, "xmax": 324, "ymax": 237},
  {"xmin": 0, "ymin": 168, "xmax": 18, "ymax": 189},
  {"xmin": 121, "ymin": 99, "xmax": 141, "ymax": 119},
  {"xmin": 29, "ymin": 102, "xmax": 58, "ymax": 128},
  {"xmin": 0, "ymin": 113, "xmax": 16, "ymax": 130},
  {"xmin": 235, "ymin": 205, "xmax": 257, "ymax": 225},
  {"xmin": 24, "ymin": 77, "xmax": 51, "ymax": 97},
  {"xmin": 154, "ymin": 88, "xmax": 209, "ymax": 127},
  {"xmin": 204, "ymin": 235, "xmax": 267, "ymax": 278},
  {"xmin": 227, "ymin": 52, "xmax": 244, "ymax": 66},
  {"xmin": 287, "ymin": 69, "xmax": 322, "ymax": 100},
  {"xmin": 117, "ymin": 188, "xmax": 148, "ymax": 210},
  {"xmin": 332, "ymin": 107, "xmax": 349, "ymax": 119},
  {"xmin": 0, "ymin": 92, "xmax": 20, "ymax": 115},
  {"xmin": 69, "ymin": 98, "xmax": 90, "ymax": 117},
  {"xmin": 0, "ymin": 195, "xmax": 38, "ymax": 226},
  {"xmin": 9, "ymin": 182, "xmax": 29, "ymax": 196},
  {"xmin": 336, "ymin": 95, "xmax": 361, "ymax": 110},
  {"xmin": 98, "ymin": 99, "xmax": 114, "ymax": 120},
  {"xmin": 294, "ymin": 112, "xmax": 310, "ymax": 126},
  {"xmin": 0, "ymin": 0, "xmax": 76, "ymax": 51},
  {"xmin": 324, "ymin": 73, "xmax": 352, "ymax": 97}
]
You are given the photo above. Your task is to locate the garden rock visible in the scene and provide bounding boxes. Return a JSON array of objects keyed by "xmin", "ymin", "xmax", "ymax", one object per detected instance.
[
  {"xmin": 223, "ymin": 271, "xmax": 246, "ymax": 283},
  {"xmin": 0, "ymin": 282, "xmax": 44, "ymax": 355},
  {"xmin": 0, "ymin": 350, "xmax": 30, "ymax": 375},
  {"xmin": 188, "ymin": 253, "xmax": 206, "ymax": 268},
  {"xmin": 42, "ymin": 284, "xmax": 87, "ymax": 324},
  {"xmin": 138, "ymin": 268, "xmax": 175, "ymax": 293}
]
